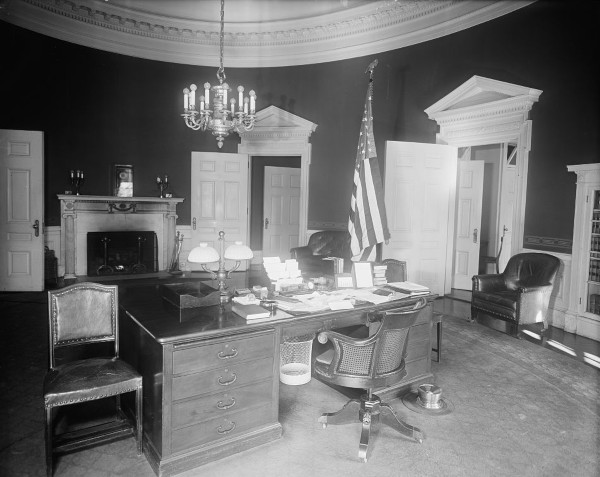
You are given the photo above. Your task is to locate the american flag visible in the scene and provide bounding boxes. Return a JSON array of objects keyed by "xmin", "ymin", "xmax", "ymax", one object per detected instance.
[{"xmin": 348, "ymin": 77, "xmax": 390, "ymax": 262}]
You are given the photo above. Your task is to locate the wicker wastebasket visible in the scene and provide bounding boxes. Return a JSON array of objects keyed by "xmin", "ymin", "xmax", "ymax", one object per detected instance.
[{"xmin": 279, "ymin": 334, "xmax": 314, "ymax": 385}]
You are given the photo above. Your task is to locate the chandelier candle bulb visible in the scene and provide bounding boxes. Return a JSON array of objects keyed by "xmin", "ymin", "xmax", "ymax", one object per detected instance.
[
  {"xmin": 204, "ymin": 83, "xmax": 210, "ymax": 107},
  {"xmin": 230, "ymin": 98, "xmax": 235, "ymax": 112},
  {"xmin": 183, "ymin": 88, "xmax": 189, "ymax": 110},
  {"xmin": 244, "ymin": 97, "xmax": 249, "ymax": 114},
  {"xmin": 200, "ymin": 96, "xmax": 205, "ymax": 111},
  {"xmin": 249, "ymin": 90, "xmax": 256, "ymax": 113},
  {"xmin": 238, "ymin": 86, "xmax": 244, "ymax": 111},
  {"xmin": 189, "ymin": 84, "xmax": 196, "ymax": 109}
]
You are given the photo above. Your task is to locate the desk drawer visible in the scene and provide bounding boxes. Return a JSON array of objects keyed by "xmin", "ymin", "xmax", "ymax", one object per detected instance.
[
  {"xmin": 172, "ymin": 379, "xmax": 273, "ymax": 429},
  {"xmin": 171, "ymin": 403, "xmax": 273, "ymax": 454},
  {"xmin": 173, "ymin": 331, "xmax": 275, "ymax": 375},
  {"xmin": 173, "ymin": 356, "xmax": 273, "ymax": 400}
]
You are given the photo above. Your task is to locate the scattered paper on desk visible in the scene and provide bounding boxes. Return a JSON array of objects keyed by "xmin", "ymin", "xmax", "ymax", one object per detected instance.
[
  {"xmin": 263, "ymin": 256, "xmax": 281, "ymax": 264},
  {"xmin": 386, "ymin": 281, "xmax": 430, "ymax": 294},
  {"xmin": 232, "ymin": 295, "xmax": 259, "ymax": 305},
  {"xmin": 328, "ymin": 300, "xmax": 354, "ymax": 310}
]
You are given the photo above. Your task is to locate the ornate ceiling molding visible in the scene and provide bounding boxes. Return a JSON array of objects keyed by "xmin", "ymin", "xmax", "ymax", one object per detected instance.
[{"xmin": 1, "ymin": 0, "xmax": 535, "ymax": 67}]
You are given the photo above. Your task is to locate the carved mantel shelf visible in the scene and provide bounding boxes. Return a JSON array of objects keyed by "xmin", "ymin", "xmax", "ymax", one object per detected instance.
[{"xmin": 58, "ymin": 195, "xmax": 184, "ymax": 279}]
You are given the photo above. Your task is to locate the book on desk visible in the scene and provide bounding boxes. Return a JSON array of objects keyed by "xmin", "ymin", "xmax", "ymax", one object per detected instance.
[
  {"xmin": 231, "ymin": 303, "xmax": 271, "ymax": 320},
  {"xmin": 384, "ymin": 281, "xmax": 430, "ymax": 295}
]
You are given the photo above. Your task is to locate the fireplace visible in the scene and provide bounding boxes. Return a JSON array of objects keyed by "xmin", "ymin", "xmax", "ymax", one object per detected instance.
[
  {"xmin": 58, "ymin": 195, "xmax": 184, "ymax": 278},
  {"xmin": 87, "ymin": 231, "xmax": 158, "ymax": 276}
]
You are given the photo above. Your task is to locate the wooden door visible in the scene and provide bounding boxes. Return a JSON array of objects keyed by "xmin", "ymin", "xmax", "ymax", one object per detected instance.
[
  {"xmin": 383, "ymin": 141, "xmax": 457, "ymax": 295},
  {"xmin": 191, "ymin": 152, "xmax": 250, "ymax": 271},
  {"xmin": 262, "ymin": 166, "xmax": 300, "ymax": 259},
  {"xmin": 452, "ymin": 160, "xmax": 484, "ymax": 290},
  {"xmin": 0, "ymin": 129, "xmax": 45, "ymax": 291},
  {"xmin": 497, "ymin": 164, "xmax": 516, "ymax": 272}
]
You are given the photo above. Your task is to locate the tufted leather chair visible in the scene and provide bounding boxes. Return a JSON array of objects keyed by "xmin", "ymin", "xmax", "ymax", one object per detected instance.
[
  {"xmin": 290, "ymin": 230, "xmax": 352, "ymax": 275},
  {"xmin": 44, "ymin": 282, "xmax": 142, "ymax": 477},
  {"xmin": 314, "ymin": 298, "xmax": 427, "ymax": 462},
  {"xmin": 471, "ymin": 252, "xmax": 560, "ymax": 337}
]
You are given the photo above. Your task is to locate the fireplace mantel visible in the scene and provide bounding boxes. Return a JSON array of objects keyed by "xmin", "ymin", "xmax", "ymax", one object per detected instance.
[{"xmin": 58, "ymin": 195, "xmax": 184, "ymax": 278}]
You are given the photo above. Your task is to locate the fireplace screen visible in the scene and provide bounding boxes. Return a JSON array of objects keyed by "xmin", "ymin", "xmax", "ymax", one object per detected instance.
[{"xmin": 87, "ymin": 231, "xmax": 158, "ymax": 276}]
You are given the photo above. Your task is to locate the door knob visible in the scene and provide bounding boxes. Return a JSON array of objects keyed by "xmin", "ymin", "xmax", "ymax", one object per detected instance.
[
  {"xmin": 264, "ymin": 218, "xmax": 269, "ymax": 229},
  {"xmin": 473, "ymin": 228, "xmax": 478, "ymax": 243},
  {"xmin": 32, "ymin": 220, "xmax": 40, "ymax": 237},
  {"xmin": 193, "ymin": 217, "xmax": 196, "ymax": 230}
]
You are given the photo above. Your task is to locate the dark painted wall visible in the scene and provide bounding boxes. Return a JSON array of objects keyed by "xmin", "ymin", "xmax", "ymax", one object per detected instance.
[{"xmin": 1, "ymin": 1, "xmax": 598, "ymax": 254}]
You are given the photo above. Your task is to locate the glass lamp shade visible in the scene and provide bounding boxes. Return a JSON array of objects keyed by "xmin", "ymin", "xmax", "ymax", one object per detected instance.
[
  {"xmin": 187, "ymin": 243, "xmax": 220, "ymax": 264},
  {"xmin": 224, "ymin": 241, "xmax": 253, "ymax": 260}
]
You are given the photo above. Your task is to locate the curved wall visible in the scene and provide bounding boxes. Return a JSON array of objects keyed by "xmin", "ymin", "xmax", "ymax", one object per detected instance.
[{"xmin": 0, "ymin": 1, "xmax": 598, "ymax": 253}]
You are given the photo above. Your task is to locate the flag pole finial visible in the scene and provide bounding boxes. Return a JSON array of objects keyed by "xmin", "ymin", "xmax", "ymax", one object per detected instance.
[{"xmin": 366, "ymin": 59, "xmax": 378, "ymax": 81}]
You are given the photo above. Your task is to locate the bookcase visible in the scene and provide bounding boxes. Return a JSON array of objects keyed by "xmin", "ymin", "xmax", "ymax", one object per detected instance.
[{"xmin": 567, "ymin": 164, "xmax": 600, "ymax": 337}]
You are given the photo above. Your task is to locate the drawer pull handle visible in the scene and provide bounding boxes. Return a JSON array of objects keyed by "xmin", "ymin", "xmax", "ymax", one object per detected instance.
[
  {"xmin": 217, "ymin": 420, "xmax": 236, "ymax": 435},
  {"xmin": 216, "ymin": 397, "xmax": 236, "ymax": 410},
  {"xmin": 218, "ymin": 373, "xmax": 237, "ymax": 386},
  {"xmin": 217, "ymin": 348, "xmax": 238, "ymax": 359}
]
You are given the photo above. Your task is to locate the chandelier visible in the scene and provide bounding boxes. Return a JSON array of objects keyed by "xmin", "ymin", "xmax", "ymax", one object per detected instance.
[{"xmin": 182, "ymin": 0, "xmax": 256, "ymax": 148}]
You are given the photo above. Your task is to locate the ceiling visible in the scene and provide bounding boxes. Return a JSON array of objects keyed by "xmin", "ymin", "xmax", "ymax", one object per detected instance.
[{"xmin": 0, "ymin": 0, "xmax": 534, "ymax": 67}]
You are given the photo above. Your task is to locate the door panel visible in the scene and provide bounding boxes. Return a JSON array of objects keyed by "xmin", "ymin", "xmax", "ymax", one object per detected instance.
[
  {"xmin": 383, "ymin": 141, "xmax": 457, "ymax": 295},
  {"xmin": 452, "ymin": 160, "xmax": 484, "ymax": 290},
  {"xmin": 0, "ymin": 129, "xmax": 44, "ymax": 291},
  {"xmin": 262, "ymin": 166, "xmax": 300, "ymax": 258},
  {"xmin": 191, "ymin": 152, "xmax": 249, "ymax": 271}
]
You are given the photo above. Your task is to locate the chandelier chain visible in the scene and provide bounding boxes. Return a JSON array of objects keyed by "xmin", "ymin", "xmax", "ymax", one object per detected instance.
[{"xmin": 218, "ymin": 0, "xmax": 226, "ymax": 83}]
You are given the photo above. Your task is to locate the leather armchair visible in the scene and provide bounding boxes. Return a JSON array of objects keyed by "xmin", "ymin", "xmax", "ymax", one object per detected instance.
[
  {"xmin": 290, "ymin": 230, "xmax": 352, "ymax": 275},
  {"xmin": 471, "ymin": 252, "xmax": 560, "ymax": 336}
]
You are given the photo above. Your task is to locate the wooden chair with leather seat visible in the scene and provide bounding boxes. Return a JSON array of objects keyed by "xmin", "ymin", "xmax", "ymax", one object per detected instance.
[
  {"xmin": 44, "ymin": 282, "xmax": 142, "ymax": 477},
  {"xmin": 314, "ymin": 298, "xmax": 427, "ymax": 462}
]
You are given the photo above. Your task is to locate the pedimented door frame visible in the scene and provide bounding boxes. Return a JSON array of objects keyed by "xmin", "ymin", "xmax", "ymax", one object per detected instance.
[
  {"xmin": 238, "ymin": 106, "xmax": 317, "ymax": 248},
  {"xmin": 425, "ymin": 76, "xmax": 542, "ymax": 259}
]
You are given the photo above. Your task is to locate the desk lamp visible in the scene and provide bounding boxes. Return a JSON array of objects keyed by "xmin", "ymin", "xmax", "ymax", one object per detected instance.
[{"xmin": 187, "ymin": 231, "xmax": 253, "ymax": 303}]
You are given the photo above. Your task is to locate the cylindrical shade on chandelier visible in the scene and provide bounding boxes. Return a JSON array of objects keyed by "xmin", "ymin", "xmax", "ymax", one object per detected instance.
[
  {"xmin": 187, "ymin": 243, "xmax": 220, "ymax": 264},
  {"xmin": 224, "ymin": 241, "xmax": 253, "ymax": 261}
]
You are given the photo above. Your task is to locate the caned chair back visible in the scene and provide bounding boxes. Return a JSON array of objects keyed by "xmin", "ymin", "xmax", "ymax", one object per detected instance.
[
  {"xmin": 315, "ymin": 298, "xmax": 427, "ymax": 389},
  {"xmin": 48, "ymin": 282, "xmax": 119, "ymax": 368}
]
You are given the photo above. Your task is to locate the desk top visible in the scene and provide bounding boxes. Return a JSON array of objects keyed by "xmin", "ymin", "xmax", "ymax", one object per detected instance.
[{"xmin": 119, "ymin": 280, "xmax": 435, "ymax": 345}]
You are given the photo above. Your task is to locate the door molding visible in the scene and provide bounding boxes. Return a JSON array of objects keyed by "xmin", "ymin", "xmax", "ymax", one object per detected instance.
[
  {"xmin": 425, "ymin": 75, "xmax": 542, "ymax": 258},
  {"xmin": 238, "ymin": 106, "xmax": 317, "ymax": 247}
]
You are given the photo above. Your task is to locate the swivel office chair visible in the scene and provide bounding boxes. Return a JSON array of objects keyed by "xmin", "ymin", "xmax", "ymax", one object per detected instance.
[
  {"xmin": 44, "ymin": 282, "xmax": 143, "ymax": 477},
  {"xmin": 314, "ymin": 298, "xmax": 427, "ymax": 462}
]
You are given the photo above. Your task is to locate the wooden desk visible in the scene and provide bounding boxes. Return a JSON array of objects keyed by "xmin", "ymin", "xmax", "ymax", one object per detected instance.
[{"xmin": 119, "ymin": 283, "xmax": 435, "ymax": 477}]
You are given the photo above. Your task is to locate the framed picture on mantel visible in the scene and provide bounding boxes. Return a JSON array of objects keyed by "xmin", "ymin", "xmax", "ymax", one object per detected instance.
[{"xmin": 113, "ymin": 164, "xmax": 134, "ymax": 197}]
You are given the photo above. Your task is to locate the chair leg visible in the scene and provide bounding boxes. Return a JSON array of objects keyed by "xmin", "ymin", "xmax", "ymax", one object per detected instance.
[
  {"xmin": 379, "ymin": 403, "xmax": 424, "ymax": 443},
  {"xmin": 318, "ymin": 398, "xmax": 361, "ymax": 427},
  {"xmin": 45, "ymin": 406, "xmax": 53, "ymax": 477},
  {"xmin": 358, "ymin": 399, "xmax": 380, "ymax": 463},
  {"xmin": 136, "ymin": 386, "xmax": 143, "ymax": 455},
  {"xmin": 437, "ymin": 321, "xmax": 442, "ymax": 362}
]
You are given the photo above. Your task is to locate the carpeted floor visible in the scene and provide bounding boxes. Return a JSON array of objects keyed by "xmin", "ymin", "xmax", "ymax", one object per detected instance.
[{"xmin": 0, "ymin": 294, "xmax": 598, "ymax": 476}]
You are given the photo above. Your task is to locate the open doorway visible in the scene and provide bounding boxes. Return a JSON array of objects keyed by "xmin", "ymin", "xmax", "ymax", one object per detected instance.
[
  {"xmin": 424, "ymin": 75, "xmax": 542, "ymax": 295},
  {"xmin": 249, "ymin": 156, "xmax": 301, "ymax": 258}
]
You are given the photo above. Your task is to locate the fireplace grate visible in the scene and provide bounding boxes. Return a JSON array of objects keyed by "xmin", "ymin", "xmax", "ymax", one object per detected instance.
[{"xmin": 87, "ymin": 231, "xmax": 158, "ymax": 276}]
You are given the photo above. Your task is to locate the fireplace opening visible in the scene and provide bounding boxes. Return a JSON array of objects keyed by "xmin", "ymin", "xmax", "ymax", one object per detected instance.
[{"xmin": 87, "ymin": 231, "xmax": 158, "ymax": 276}]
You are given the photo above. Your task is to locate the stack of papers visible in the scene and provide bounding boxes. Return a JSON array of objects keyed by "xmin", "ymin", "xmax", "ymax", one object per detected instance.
[
  {"xmin": 263, "ymin": 257, "xmax": 302, "ymax": 281},
  {"xmin": 385, "ymin": 281, "xmax": 430, "ymax": 295}
]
